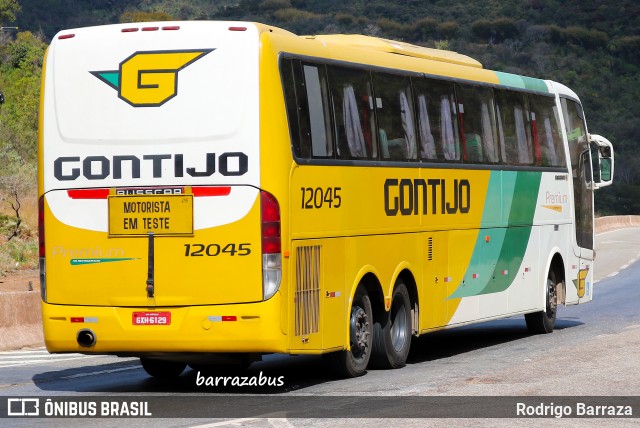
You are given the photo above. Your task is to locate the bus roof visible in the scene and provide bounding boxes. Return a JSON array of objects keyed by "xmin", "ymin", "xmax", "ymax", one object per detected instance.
[{"xmin": 305, "ymin": 34, "xmax": 483, "ymax": 69}]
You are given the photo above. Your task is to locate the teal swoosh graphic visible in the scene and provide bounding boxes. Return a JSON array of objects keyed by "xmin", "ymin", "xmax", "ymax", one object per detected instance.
[
  {"xmin": 449, "ymin": 171, "xmax": 541, "ymax": 299},
  {"xmin": 70, "ymin": 258, "xmax": 138, "ymax": 265}
]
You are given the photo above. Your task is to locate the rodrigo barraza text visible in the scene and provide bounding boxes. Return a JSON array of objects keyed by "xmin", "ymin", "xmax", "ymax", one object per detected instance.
[{"xmin": 516, "ymin": 402, "xmax": 632, "ymax": 418}]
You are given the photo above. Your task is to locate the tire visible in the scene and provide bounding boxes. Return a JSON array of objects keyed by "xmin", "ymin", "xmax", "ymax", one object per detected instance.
[
  {"xmin": 140, "ymin": 358, "xmax": 187, "ymax": 378},
  {"xmin": 370, "ymin": 281, "xmax": 412, "ymax": 369},
  {"xmin": 324, "ymin": 288, "xmax": 373, "ymax": 377},
  {"xmin": 525, "ymin": 270, "xmax": 559, "ymax": 334}
]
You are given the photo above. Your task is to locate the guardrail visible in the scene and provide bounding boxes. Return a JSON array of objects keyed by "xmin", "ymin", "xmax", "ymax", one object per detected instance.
[
  {"xmin": 0, "ymin": 290, "xmax": 43, "ymax": 351},
  {"xmin": 595, "ymin": 215, "xmax": 640, "ymax": 234}
]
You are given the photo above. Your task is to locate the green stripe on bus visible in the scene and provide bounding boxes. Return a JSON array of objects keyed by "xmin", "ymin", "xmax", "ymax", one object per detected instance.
[
  {"xmin": 521, "ymin": 76, "xmax": 549, "ymax": 93},
  {"xmin": 482, "ymin": 171, "xmax": 541, "ymax": 295},
  {"xmin": 70, "ymin": 258, "xmax": 138, "ymax": 265},
  {"xmin": 495, "ymin": 71, "xmax": 525, "ymax": 89},
  {"xmin": 495, "ymin": 72, "xmax": 548, "ymax": 93},
  {"xmin": 449, "ymin": 171, "xmax": 541, "ymax": 299},
  {"xmin": 449, "ymin": 171, "xmax": 506, "ymax": 299}
]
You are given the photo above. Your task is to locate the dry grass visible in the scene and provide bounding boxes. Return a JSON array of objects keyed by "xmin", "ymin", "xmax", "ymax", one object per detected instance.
[
  {"xmin": 0, "ymin": 191, "xmax": 39, "ymax": 276},
  {"xmin": 0, "ymin": 238, "xmax": 38, "ymax": 276}
]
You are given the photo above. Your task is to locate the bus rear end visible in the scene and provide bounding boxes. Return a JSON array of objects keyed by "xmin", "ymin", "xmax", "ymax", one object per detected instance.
[{"xmin": 39, "ymin": 22, "xmax": 285, "ymax": 369}]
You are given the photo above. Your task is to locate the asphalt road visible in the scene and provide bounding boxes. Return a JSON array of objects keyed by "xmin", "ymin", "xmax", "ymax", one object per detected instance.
[{"xmin": 2, "ymin": 228, "xmax": 640, "ymax": 427}]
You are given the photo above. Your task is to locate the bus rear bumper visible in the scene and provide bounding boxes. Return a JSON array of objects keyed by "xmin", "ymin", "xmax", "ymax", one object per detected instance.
[{"xmin": 42, "ymin": 293, "xmax": 287, "ymax": 355}]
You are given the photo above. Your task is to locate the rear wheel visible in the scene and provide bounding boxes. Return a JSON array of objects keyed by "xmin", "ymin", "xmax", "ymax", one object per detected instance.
[
  {"xmin": 140, "ymin": 358, "xmax": 187, "ymax": 378},
  {"xmin": 325, "ymin": 288, "xmax": 373, "ymax": 377},
  {"xmin": 525, "ymin": 270, "xmax": 559, "ymax": 334},
  {"xmin": 371, "ymin": 281, "xmax": 412, "ymax": 369}
]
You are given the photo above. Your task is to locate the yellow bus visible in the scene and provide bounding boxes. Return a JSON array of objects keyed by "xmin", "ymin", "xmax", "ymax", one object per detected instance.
[{"xmin": 39, "ymin": 21, "xmax": 614, "ymax": 378}]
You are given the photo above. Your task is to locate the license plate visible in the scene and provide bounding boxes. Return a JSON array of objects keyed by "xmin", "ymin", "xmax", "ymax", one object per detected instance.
[
  {"xmin": 132, "ymin": 312, "xmax": 171, "ymax": 325},
  {"xmin": 108, "ymin": 194, "xmax": 193, "ymax": 237}
]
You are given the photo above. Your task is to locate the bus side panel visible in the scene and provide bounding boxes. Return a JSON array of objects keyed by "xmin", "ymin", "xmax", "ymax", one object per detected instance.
[
  {"xmin": 287, "ymin": 238, "xmax": 346, "ymax": 353},
  {"xmin": 422, "ymin": 231, "xmax": 457, "ymax": 331}
]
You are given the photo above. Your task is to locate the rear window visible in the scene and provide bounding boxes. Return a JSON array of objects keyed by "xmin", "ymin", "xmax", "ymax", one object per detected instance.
[{"xmin": 50, "ymin": 25, "xmax": 258, "ymax": 144}]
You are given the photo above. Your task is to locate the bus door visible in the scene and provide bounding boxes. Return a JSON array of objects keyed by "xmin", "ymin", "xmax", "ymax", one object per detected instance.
[{"xmin": 561, "ymin": 98, "xmax": 594, "ymax": 301}]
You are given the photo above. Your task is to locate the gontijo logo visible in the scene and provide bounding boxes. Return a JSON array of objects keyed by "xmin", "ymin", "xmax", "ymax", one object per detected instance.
[{"xmin": 91, "ymin": 49, "xmax": 213, "ymax": 107}]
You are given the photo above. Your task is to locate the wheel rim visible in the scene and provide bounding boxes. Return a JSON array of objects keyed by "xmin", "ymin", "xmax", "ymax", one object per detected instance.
[
  {"xmin": 546, "ymin": 277, "xmax": 557, "ymax": 319},
  {"xmin": 350, "ymin": 305, "xmax": 369, "ymax": 359},
  {"xmin": 390, "ymin": 297, "xmax": 408, "ymax": 352}
]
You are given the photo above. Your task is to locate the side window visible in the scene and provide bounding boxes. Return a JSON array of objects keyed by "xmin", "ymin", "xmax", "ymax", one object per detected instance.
[
  {"xmin": 302, "ymin": 64, "xmax": 334, "ymax": 158},
  {"xmin": 280, "ymin": 59, "xmax": 308, "ymax": 158},
  {"xmin": 457, "ymin": 85, "xmax": 499, "ymax": 164},
  {"xmin": 327, "ymin": 66, "xmax": 377, "ymax": 160},
  {"xmin": 529, "ymin": 95, "xmax": 566, "ymax": 167},
  {"xmin": 412, "ymin": 78, "xmax": 460, "ymax": 162},
  {"xmin": 280, "ymin": 59, "xmax": 334, "ymax": 160},
  {"xmin": 561, "ymin": 98, "xmax": 589, "ymax": 171},
  {"xmin": 562, "ymin": 98, "xmax": 593, "ymax": 250},
  {"xmin": 372, "ymin": 73, "xmax": 417, "ymax": 161},
  {"xmin": 495, "ymin": 90, "xmax": 533, "ymax": 165}
]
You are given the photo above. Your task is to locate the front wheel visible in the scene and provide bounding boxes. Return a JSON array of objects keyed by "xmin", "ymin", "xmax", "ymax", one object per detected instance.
[
  {"xmin": 370, "ymin": 281, "xmax": 412, "ymax": 369},
  {"xmin": 324, "ymin": 288, "xmax": 373, "ymax": 377},
  {"xmin": 525, "ymin": 270, "xmax": 559, "ymax": 334},
  {"xmin": 140, "ymin": 358, "xmax": 187, "ymax": 378}
]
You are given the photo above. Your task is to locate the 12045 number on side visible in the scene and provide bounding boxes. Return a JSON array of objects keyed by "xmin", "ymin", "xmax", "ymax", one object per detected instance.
[{"xmin": 301, "ymin": 187, "xmax": 342, "ymax": 209}]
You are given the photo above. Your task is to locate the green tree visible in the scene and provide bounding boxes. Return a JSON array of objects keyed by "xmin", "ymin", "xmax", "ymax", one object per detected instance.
[
  {"xmin": 119, "ymin": 10, "xmax": 173, "ymax": 23},
  {"xmin": 471, "ymin": 18, "xmax": 518, "ymax": 44},
  {"xmin": 0, "ymin": 29, "xmax": 45, "ymax": 244},
  {"xmin": 0, "ymin": 0, "xmax": 21, "ymax": 24}
]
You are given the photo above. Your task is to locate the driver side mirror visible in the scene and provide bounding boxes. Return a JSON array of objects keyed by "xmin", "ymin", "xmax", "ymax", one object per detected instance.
[{"xmin": 589, "ymin": 134, "xmax": 614, "ymax": 188}]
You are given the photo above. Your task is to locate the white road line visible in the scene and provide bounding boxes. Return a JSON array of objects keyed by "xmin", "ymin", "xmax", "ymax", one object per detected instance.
[
  {"xmin": 596, "ymin": 226, "xmax": 640, "ymax": 236},
  {"xmin": 0, "ymin": 348, "xmax": 48, "ymax": 355},
  {"xmin": 0, "ymin": 348, "xmax": 110, "ymax": 368},
  {"xmin": 0, "ymin": 355, "xmax": 88, "ymax": 363},
  {"xmin": 268, "ymin": 418, "xmax": 296, "ymax": 428},
  {"xmin": 61, "ymin": 365, "xmax": 140, "ymax": 379},
  {"xmin": 0, "ymin": 355, "xmax": 109, "ymax": 368},
  {"xmin": 0, "ymin": 352, "xmax": 89, "ymax": 360},
  {"xmin": 595, "ymin": 334, "xmax": 612, "ymax": 339},
  {"xmin": 190, "ymin": 418, "xmax": 259, "ymax": 427},
  {"xmin": 189, "ymin": 414, "xmax": 296, "ymax": 428}
]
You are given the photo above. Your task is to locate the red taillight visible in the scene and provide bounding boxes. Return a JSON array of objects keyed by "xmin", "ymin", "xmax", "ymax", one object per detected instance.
[
  {"xmin": 38, "ymin": 196, "xmax": 45, "ymax": 258},
  {"xmin": 121, "ymin": 28, "xmax": 139, "ymax": 33},
  {"xmin": 162, "ymin": 26, "xmax": 180, "ymax": 31},
  {"xmin": 58, "ymin": 34, "xmax": 75, "ymax": 40},
  {"xmin": 229, "ymin": 27, "xmax": 247, "ymax": 32},
  {"xmin": 67, "ymin": 188, "xmax": 110, "ymax": 199},
  {"xmin": 191, "ymin": 186, "xmax": 231, "ymax": 197},
  {"xmin": 141, "ymin": 27, "xmax": 159, "ymax": 32},
  {"xmin": 261, "ymin": 191, "xmax": 281, "ymax": 254}
]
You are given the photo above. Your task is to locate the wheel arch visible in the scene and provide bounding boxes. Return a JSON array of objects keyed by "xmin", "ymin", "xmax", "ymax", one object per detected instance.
[
  {"xmin": 396, "ymin": 268, "xmax": 419, "ymax": 335},
  {"xmin": 345, "ymin": 267, "xmax": 384, "ymax": 348},
  {"xmin": 546, "ymin": 250, "xmax": 566, "ymax": 305}
]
